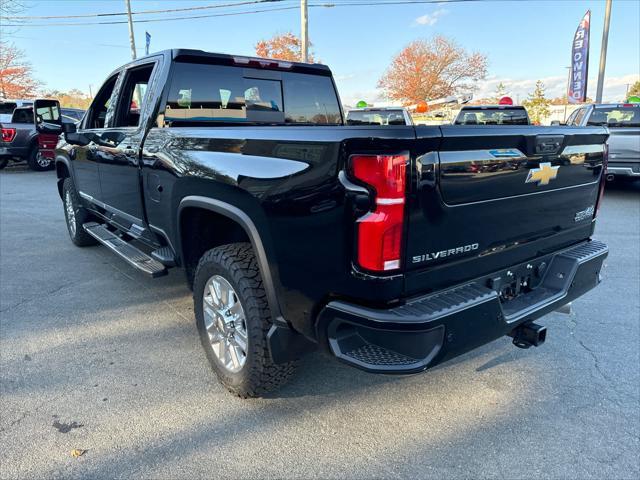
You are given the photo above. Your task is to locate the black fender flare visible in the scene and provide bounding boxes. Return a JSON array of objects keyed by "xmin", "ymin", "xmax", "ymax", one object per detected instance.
[
  {"xmin": 177, "ymin": 195, "xmax": 286, "ymax": 328},
  {"xmin": 54, "ymin": 156, "xmax": 75, "ymax": 198}
]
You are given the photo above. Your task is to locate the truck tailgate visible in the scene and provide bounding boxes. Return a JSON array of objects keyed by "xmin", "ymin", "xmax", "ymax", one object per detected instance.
[{"xmin": 404, "ymin": 125, "xmax": 608, "ymax": 296}]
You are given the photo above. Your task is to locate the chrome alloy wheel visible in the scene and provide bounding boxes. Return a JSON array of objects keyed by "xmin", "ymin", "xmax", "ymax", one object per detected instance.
[
  {"xmin": 36, "ymin": 152, "xmax": 51, "ymax": 168},
  {"xmin": 202, "ymin": 275, "xmax": 248, "ymax": 373},
  {"xmin": 65, "ymin": 190, "xmax": 76, "ymax": 237}
]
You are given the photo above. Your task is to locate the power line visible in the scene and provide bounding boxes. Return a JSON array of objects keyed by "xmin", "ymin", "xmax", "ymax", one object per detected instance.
[
  {"xmin": 1, "ymin": 0, "xmax": 485, "ymax": 27},
  {"xmin": 0, "ymin": 0, "xmax": 285, "ymax": 20},
  {"xmin": 1, "ymin": 5, "xmax": 300, "ymax": 27},
  {"xmin": 309, "ymin": 0, "xmax": 482, "ymax": 6},
  {"xmin": 9, "ymin": 34, "xmax": 144, "ymax": 50}
]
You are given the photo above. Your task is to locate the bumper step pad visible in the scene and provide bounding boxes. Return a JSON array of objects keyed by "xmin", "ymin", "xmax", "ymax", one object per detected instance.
[
  {"xmin": 320, "ymin": 239, "xmax": 608, "ymax": 374},
  {"xmin": 83, "ymin": 222, "xmax": 167, "ymax": 277},
  {"xmin": 344, "ymin": 344, "xmax": 419, "ymax": 367}
]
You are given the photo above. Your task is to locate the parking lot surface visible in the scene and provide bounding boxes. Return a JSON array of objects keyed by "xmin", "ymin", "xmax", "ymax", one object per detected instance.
[{"xmin": 1, "ymin": 166, "xmax": 639, "ymax": 479}]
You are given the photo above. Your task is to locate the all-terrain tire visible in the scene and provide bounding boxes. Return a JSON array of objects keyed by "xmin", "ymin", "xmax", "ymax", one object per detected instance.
[
  {"xmin": 62, "ymin": 178, "xmax": 98, "ymax": 247},
  {"xmin": 26, "ymin": 146, "xmax": 53, "ymax": 171},
  {"xmin": 193, "ymin": 243, "xmax": 296, "ymax": 397}
]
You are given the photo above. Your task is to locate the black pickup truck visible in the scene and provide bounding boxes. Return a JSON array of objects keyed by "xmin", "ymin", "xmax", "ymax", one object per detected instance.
[{"xmin": 36, "ymin": 49, "xmax": 609, "ymax": 397}]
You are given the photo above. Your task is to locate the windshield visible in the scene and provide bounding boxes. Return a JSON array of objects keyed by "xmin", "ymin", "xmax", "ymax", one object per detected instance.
[
  {"xmin": 455, "ymin": 108, "xmax": 529, "ymax": 125},
  {"xmin": 346, "ymin": 110, "xmax": 407, "ymax": 125},
  {"xmin": 587, "ymin": 106, "xmax": 640, "ymax": 127}
]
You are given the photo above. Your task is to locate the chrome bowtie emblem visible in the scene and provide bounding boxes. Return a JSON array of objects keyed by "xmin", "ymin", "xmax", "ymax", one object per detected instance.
[{"xmin": 525, "ymin": 162, "xmax": 559, "ymax": 186}]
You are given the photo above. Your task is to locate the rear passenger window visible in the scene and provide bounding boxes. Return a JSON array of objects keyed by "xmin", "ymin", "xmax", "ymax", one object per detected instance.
[
  {"xmin": 165, "ymin": 62, "xmax": 341, "ymax": 126},
  {"xmin": 166, "ymin": 63, "xmax": 283, "ymax": 124},
  {"xmin": 283, "ymin": 73, "xmax": 341, "ymax": 124},
  {"xmin": 572, "ymin": 108, "xmax": 587, "ymax": 126},
  {"xmin": 115, "ymin": 63, "xmax": 155, "ymax": 127}
]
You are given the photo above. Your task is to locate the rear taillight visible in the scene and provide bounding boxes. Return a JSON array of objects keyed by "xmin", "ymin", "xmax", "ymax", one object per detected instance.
[
  {"xmin": 594, "ymin": 142, "xmax": 608, "ymax": 218},
  {"xmin": 350, "ymin": 153, "xmax": 409, "ymax": 272},
  {"xmin": 1, "ymin": 127, "xmax": 16, "ymax": 143}
]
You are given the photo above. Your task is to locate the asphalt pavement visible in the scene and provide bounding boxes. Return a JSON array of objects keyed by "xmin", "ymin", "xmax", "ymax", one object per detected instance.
[{"xmin": 1, "ymin": 165, "xmax": 639, "ymax": 479}]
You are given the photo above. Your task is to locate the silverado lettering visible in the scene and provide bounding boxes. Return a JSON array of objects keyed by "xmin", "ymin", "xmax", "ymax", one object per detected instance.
[{"xmin": 412, "ymin": 243, "xmax": 480, "ymax": 263}]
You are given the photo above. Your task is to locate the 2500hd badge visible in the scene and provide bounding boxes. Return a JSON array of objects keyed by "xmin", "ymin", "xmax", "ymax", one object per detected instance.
[{"xmin": 412, "ymin": 243, "xmax": 480, "ymax": 264}]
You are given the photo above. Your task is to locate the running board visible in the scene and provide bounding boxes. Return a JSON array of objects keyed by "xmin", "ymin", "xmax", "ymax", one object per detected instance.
[{"xmin": 83, "ymin": 222, "xmax": 167, "ymax": 277}]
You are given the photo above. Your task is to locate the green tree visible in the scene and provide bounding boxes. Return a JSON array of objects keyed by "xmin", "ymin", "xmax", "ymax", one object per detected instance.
[
  {"xmin": 494, "ymin": 82, "xmax": 507, "ymax": 102},
  {"xmin": 523, "ymin": 80, "xmax": 551, "ymax": 125},
  {"xmin": 628, "ymin": 80, "xmax": 640, "ymax": 97}
]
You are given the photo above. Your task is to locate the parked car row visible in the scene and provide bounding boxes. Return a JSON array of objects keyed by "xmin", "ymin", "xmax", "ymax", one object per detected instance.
[
  {"xmin": 345, "ymin": 101, "xmax": 638, "ymax": 182},
  {"xmin": 0, "ymin": 100, "xmax": 84, "ymax": 171}
]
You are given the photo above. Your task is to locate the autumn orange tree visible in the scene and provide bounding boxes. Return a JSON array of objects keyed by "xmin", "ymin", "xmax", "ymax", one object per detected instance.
[
  {"xmin": 0, "ymin": 42, "xmax": 41, "ymax": 98},
  {"xmin": 378, "ymin": 36, "xmax": 487, "ymax": 104},
  {"xmin": 255, "ymin": 32, "xmax": 314, "ymax": 62}
]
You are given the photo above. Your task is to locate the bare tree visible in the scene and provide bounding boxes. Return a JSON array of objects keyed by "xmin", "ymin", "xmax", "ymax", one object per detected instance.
[{"xmin": 0, "ymin": 0, "xmax": 27, "ymax": 36}]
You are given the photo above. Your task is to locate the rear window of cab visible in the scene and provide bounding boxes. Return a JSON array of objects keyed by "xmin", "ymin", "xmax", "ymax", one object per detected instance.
[
  {"xmin": 587, "ymin": 105, "xmax": 640, "ymax": 127},
  {"xmin": 164, "ymin": 62, "xmax": 342, "ymax": 126},
  {"xmin": 455, "ymin": 107, "xmax": 529, "ymax": 125}
]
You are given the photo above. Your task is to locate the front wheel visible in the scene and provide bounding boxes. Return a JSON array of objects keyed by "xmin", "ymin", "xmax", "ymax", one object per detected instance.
[
  {"xmin": 62, "ymin": 178, "xmax": 97, "ymax": 247},
  {"xmin": 26, "ymin": 147, "xmax": 53, "ymax": 171},
  {"xmin": 193, "ymin": 243, "xmax": 296, "ymax": 397}
]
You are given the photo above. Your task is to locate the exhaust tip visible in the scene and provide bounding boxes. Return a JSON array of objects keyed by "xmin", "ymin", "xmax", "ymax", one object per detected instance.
[{"xmin": 606, "ymin": 174, "xmax": 615, "ymax": 182}]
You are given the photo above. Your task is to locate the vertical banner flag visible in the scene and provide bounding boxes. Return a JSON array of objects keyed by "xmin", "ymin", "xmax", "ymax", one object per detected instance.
[
  {"xmin": 568, "ymin": 10, "xmax": 590, "ymax": 103},
  {"xmin": 145, "ymin": 32, "xmax": 151, "ymax": 55}
]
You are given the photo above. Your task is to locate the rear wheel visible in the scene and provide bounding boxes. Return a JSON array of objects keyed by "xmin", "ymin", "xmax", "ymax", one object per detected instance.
[
  {"xmin": 62, "ymin": 178, "xmax": 97, "ymax": 247},
  {"xmin": 193, "ymin": 243, "xmax": 296, "ymax": 397},
  {"xmin": 0, "ymin": 158, "xmax": 8, "ymax": 170},
  {"xmin": 26, "ymin": 147, "xmax": 53, "ymax": 171}
]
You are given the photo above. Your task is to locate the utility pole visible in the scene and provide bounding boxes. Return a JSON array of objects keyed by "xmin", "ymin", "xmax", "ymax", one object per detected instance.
[
  {"xmin": 300, "ymin": 0, "xmax": 308, "ymax": 63},
  {"xmin": 595, "ymin": 0, "xmax": 612, "ymax": 103},
  {"xmin": 125, "ymin": 0, "xmax": 137, "ymax": 61},
  {"xmin": 564, "ymin": 66, "xmax": 571, "ymax": 121}
]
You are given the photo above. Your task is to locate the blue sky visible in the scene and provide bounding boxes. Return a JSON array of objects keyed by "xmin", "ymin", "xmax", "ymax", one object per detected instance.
[{"xmin": 5, "ymin": 0, "xmax": 640, "ymax": 105}]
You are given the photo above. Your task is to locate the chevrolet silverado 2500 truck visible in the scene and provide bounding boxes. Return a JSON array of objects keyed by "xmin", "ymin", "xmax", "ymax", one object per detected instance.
[{"xmin": 35, "ymin": 49, "xmax": 609, "ymax": 397}]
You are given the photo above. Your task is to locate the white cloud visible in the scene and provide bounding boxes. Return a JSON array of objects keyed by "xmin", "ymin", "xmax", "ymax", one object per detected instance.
[
  {"xmin": 340, "ymin": 89, "xmax": 391, "ymax": 109},
  {"xmin": 414, "ymin": 8, "xmax": 448, "ymax": 27},
  {"xmin": 472, "ymin": 73, "xmax": 639, "ymax": 103},
  {"xmin": 334, "ymin": 73, "xmax": 357, "ymax": 81},
  {"xmin": 338, "ymin": 72, "xmax": 639, "ymax": 109}
]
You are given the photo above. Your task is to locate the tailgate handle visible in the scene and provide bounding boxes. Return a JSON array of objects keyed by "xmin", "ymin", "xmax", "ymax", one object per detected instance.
[{"xmin": 535, "ymin": 135, "xmax": 564, "ymax": 155}]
